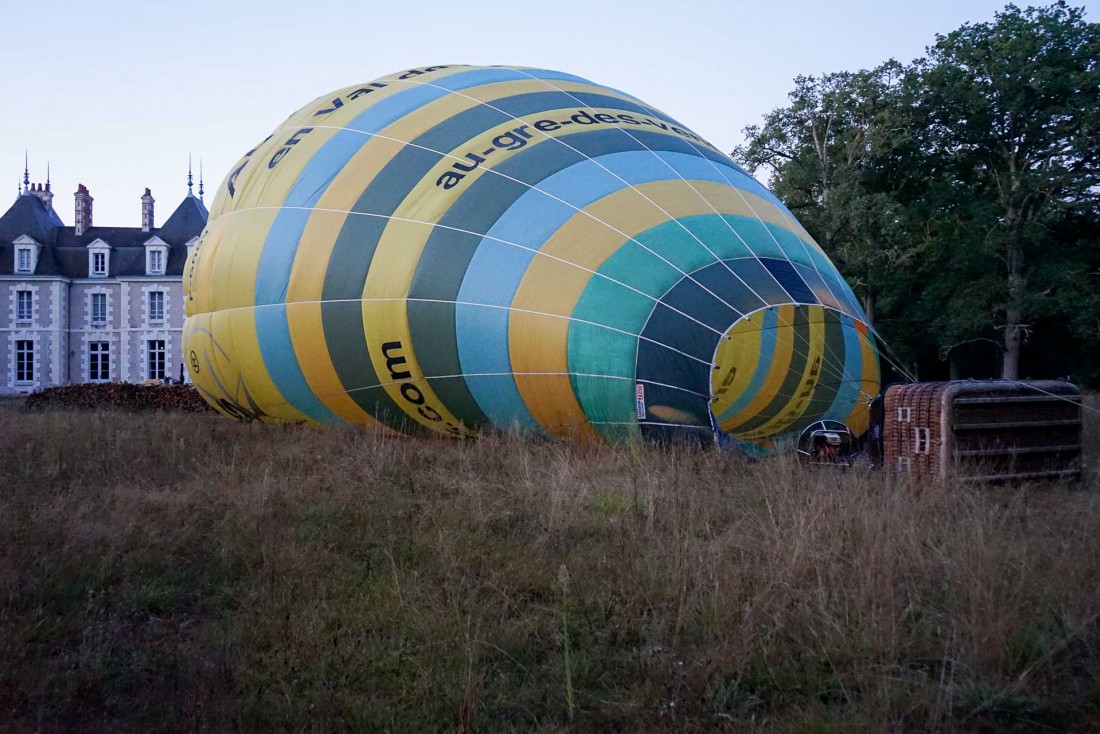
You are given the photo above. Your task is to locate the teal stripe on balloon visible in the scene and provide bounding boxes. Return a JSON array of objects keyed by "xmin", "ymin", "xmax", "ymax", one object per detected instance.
[
  {"xmin": 770, "ymin": 226, "xmax": 817, "ymax": 268},
  {"xmin": 567, "ymin": 330, "xmax": 640, "ymax": 442}
]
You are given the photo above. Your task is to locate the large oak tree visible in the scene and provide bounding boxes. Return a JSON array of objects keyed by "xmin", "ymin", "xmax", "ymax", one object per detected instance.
[
  {"xmin": 915, "ymin": 1, "xmax": 1100, "ymax": 379},
  {"xmin": 736, "ymin": 2, "xmax": 1100, "ymax": 383}
]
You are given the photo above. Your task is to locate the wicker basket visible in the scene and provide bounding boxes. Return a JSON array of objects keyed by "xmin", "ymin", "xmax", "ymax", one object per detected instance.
[{"xmin": 883, "ymin": 381, "xmax": 1082, "ymax": 482}]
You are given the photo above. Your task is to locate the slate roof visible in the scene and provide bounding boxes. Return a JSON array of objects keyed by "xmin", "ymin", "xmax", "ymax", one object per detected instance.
[
  {"xmin": 158, "ymin": 194, "xmax": 209, "ymax": 246},
  {"xmin": 0, "ymin": 194, "xmax": 59, "ymax": 244},
  {"xmin": 0, "ymin": 190, "xmax": 207, "ymax": 277}
]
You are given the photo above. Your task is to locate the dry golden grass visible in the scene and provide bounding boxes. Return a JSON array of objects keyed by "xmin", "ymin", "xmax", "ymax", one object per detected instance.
[{"xmin": 0, "ymin": 397, "xmax": 1097, "ymax": 732}]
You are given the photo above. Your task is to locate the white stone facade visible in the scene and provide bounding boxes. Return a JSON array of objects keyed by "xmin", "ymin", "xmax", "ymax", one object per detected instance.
[
  {"xmin": 0, "ymin": 276, "xmax": 185, "ymax": 394},
  {"xmin": 0, "ymin": 181, "xmax": 206, "ymax": 394}
]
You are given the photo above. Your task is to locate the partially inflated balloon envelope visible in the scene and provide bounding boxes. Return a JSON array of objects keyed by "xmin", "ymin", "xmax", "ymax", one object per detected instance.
[{"xmin": 183, "ymin": 64, "xmax": 881, "ymax": 452}]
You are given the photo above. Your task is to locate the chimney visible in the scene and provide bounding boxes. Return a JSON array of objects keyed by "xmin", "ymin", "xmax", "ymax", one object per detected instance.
[
  {"xmin": 141, "ymin": 188, "xmax": 155, "ymax": 232},
  {"xmin": 30, "ymin": 181, "xmax": 54, "ymax": 213},
  {"xmin": 74, "ymin": 184, "xmax": 93, "ymax": 236}
]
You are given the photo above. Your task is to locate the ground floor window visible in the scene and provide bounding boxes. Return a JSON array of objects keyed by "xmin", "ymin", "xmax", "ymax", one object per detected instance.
[
  {"xmin": 15, "ymin": 340, "xmax": 34, "ymax": 382},
  {"xmin": 89, "ymin": 341, "xmax": 110, "ymax": 382},
  {"xmin": 147, "ymin": 339, "xmax": 166, "ymax": 380}
]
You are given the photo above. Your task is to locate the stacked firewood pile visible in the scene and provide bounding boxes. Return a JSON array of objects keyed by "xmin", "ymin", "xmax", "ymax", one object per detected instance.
[{"xmin": 26, "ymin": 383, "xmax": 215, "ymax": 413}]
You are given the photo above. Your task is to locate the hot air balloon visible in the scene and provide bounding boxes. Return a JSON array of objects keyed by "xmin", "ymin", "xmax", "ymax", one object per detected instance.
[{"xmin": 183, "ymin": 64, "xmax": 880, "ymax": 452}]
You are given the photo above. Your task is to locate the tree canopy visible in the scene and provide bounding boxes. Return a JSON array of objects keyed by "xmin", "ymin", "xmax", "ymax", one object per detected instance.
[{"xmin": 735, "ymin": 1, "xmax": 1100, "ymax": 386}]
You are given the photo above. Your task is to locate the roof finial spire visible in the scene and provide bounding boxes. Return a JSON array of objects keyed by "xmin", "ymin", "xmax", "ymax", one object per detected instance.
[
  {"xmin": 198, "ymin": 159, "xmax": 204, "ymax": 202},
  {"xmin": 46, "ymin": 162, "xmax": 50, "ymax": 190},
  {"xmin": 188, "ymin": 153, "xmax": 194, "ymax": 195},
  {"xmin": 23, "ymin": 151, "xmax": 29, "ymax": 191}
]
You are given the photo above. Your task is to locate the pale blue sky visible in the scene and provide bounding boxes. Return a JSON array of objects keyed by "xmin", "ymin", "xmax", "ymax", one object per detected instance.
[{"xmin": 3, "ymin": 0, "xmax": 1093, "ymax": 226}]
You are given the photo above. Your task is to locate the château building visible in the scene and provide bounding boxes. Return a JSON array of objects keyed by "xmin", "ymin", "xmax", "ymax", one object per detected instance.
[{"xmin": 0, "ymin": 168, "xmax": 208, "ymax": 394}]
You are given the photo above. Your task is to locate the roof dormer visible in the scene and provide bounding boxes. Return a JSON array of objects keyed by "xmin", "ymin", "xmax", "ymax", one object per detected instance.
[
  {"xmin": 144, "ymin": 234, "xmax": 169, "ymax": 276},
  {"xmin": 13, "ymin": 234, "xmax": 42, "ymax": 275},
  {"xmin": 86, "ymin": 238, "xmax": 111, "ymax": 278},
  {"xmin": 184, "ymin": 235, "xmax": 199, "ymax": 265}
]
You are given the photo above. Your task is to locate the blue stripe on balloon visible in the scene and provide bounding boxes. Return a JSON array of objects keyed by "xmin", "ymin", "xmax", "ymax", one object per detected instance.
[
  {"xmin": 284, "ymin": 68, "xmax": 587, "ymax": 213},
  {"xmin": 253, "ymin": 208, "xmax": 342, "ymax": 423},
  {"xmin": 824, "ymin": 270, "xmax": 866, "ymax": 320},
  {"xmin": 647, "ymin": 134, "xmax": 787, "ymax": 208},
  {"xmin": 823, "ymin": 314, "xmax": 864, "ymax": 422},
  {"xmin": 252, "ymin": 67, "xmax": 594, "ymax": 422},
  {"xmin": 512, "ymin": 70, "xmax": 686, "ymax": 126},
  {"xmin": 699, "ymin": 160, "xmax": 777, "ymax": 205},
  {"xmin": 760, "ymin": 258, "xmax": 819, "ymax": 305},
  {"xmin": 715, "ymin": 307, "xmax": 780, "ymax": 425},
  {"xmin": 593, "ymin": 124, "xmax": 811, "ymax": 256},
  {"xmin": 454, "ymin": 150, "xmax": 750, "ymax": 430},
  {"xmin": 690, "ymin": 159, "xmax": 855, "ymax": 286},
  {"xmin": 794, "ymin": 264, "xmax": 844, "ymax": 311},
  {"xmin": 839, "ymin": 279, "xmax": 868, "ymax": 322}
]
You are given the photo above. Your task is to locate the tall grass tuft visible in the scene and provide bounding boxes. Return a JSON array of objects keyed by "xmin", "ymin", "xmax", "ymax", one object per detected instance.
[{"xmin": 558, "ymin": 563, "xmax": 575, "ymax": 723}]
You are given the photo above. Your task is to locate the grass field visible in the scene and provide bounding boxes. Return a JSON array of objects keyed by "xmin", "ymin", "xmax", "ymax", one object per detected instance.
[{"xmin": 1, "ymin": 398, "xmax": 1097, "ymax": 732}]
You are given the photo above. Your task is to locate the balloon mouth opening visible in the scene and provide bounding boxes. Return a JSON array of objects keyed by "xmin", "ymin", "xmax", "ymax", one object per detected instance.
[{"xmin": 703, "ymin": 304, "xmax": 879, "ymax": 454}]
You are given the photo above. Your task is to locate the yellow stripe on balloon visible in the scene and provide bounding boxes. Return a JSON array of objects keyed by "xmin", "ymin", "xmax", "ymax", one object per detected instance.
[
  {"xmin": 208, "ymin": 68, "xmax": 477, "ymax": 221},
  {"xmin": 208, "ymin": 208, "xmax": 311, "ymax": 422},
  {"xmin": 207, "ymin": 132, "xmax": 288, "ymax": 222},
  {"xmin": 710, "ymin": 310, "xmax": 766, "ymax": 428},
  {"xmin": 194, "ymin": 211, "xmax": 300, "ymax": 422},
  {"xmin": 283, "ymin": 207, "xmax": 399, "ymax": 432},
  {"xmin": 728, "ymin": 187, "xmax": 816, "ymax": 240},
  {"xmin": 184, "ymin": 215, "xmax": 224, "ymax": 318},
  {"xmin": 722, "ymin": 304, "xmax": 798, "ymax": 434}
]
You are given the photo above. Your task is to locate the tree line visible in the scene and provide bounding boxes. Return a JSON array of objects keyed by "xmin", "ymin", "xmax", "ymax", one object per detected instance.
[{"xmin": 734, "ymin": 2, "xmax": 1100, "ymax": 386}]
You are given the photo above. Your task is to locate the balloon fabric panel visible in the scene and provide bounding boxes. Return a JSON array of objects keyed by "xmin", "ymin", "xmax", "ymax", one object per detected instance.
[{"xmin": 183, "ymin": 64, "xmax": 880, "ymax": 452}]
